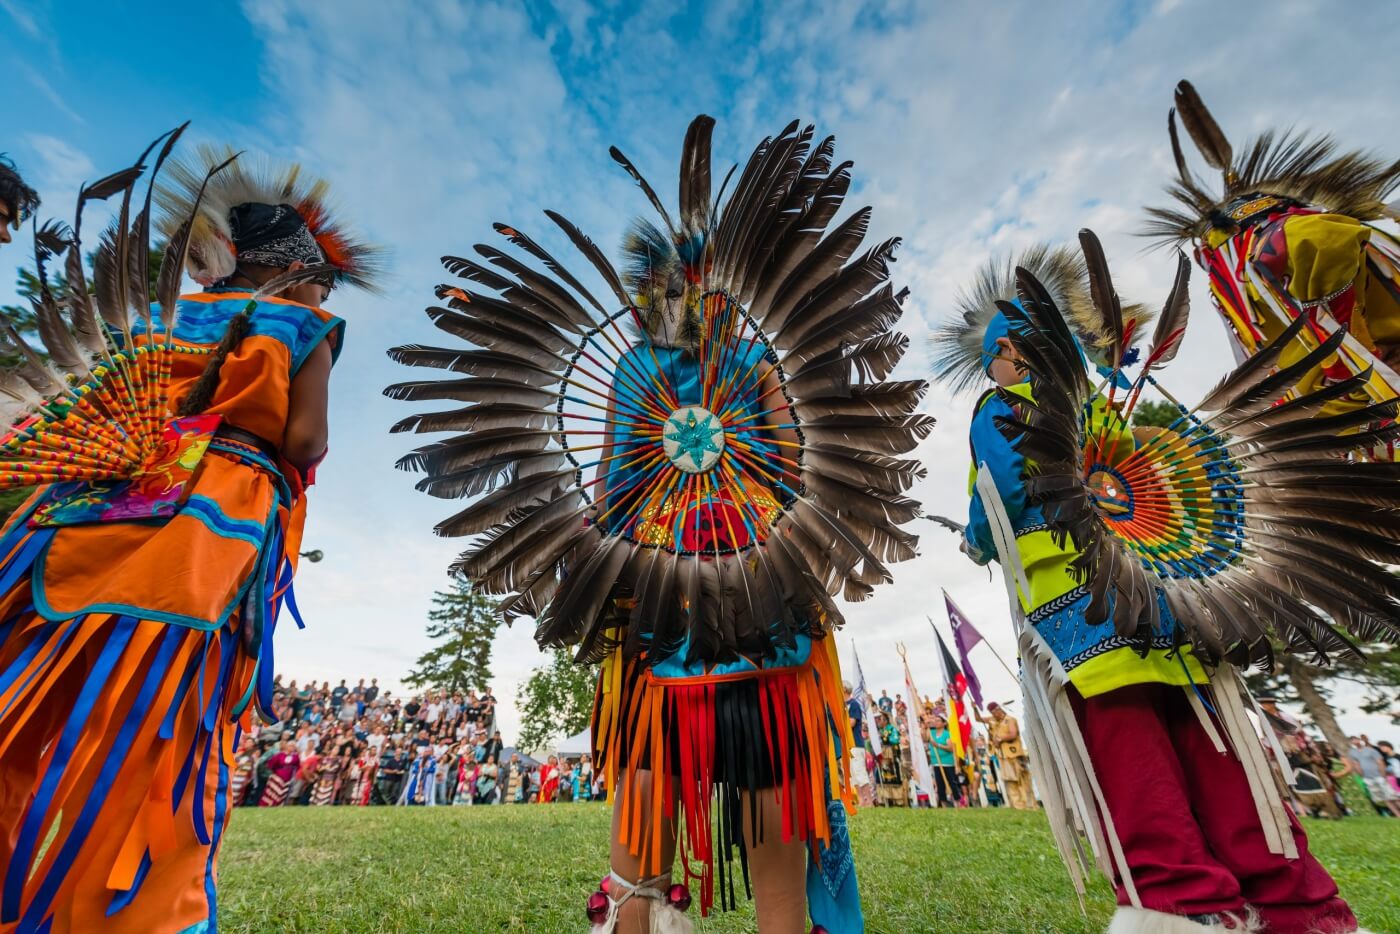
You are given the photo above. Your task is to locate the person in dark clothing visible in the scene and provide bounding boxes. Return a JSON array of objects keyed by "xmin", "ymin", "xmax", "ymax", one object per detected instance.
[
  {"xmin": 375, "ymin": 745, "xmax": 409, "ymax": 806},
  {"xmin": 485, "ymin": 730, "xmax": 504, "ymax": 764}
]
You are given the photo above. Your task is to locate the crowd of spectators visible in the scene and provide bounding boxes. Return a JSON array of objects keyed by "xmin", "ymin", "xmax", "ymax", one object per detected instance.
[
  {"xmin": 847, "ymin": 688, "xmax": 1007, "ymax": 810},
  {"xmin": 228, "ymin": 676, "xmax": 1400, "ymax": 820},
  {"xmin": 225, "ymin": 676, "xmax": 600, "ymax": 809},
  {"xmin": 847, "ymin": 687, "xmax": 1400, "ymax": 820},
  {"xmin": 1255, "ymin": 697, "xmax": 1400, "ymax": 820},
  {"xmin": 840, "ymin": 683, "xmax": 1400, "ymax": 823}
]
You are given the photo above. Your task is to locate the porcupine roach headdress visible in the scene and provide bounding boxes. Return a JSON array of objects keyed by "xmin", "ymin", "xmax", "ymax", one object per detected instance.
[
  {"xmin": 930, "ymin": 242, "xmax": 1153, "ymax": 396},
  {"xmin": 992, "ymin": 228, "xmax": 1400, "ymax": 666},
  {"xmin": 155, "ymin": 143, "xmax": 384, "ymax": 291},
  {"xmin": 388, "ymin": 116, "xmax": 931, "ymax": 666},
  {"xmin": 0, "ymin": 128, "xmax": 356, "ymax": 509},
  {"xmin": 1143, "ymin": 79, "xmax": 1400, "ymax": 248}
]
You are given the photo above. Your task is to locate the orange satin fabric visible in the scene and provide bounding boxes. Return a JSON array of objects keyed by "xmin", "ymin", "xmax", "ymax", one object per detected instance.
[{"xmin": 0, "ymin": 289, "xmax": 342, "ymax": 933}]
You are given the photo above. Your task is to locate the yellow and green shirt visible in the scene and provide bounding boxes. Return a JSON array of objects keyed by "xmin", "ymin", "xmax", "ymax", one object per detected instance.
[{"xmin": 964, "ymin": 383, "xmax": 1206, "ymax": 698}]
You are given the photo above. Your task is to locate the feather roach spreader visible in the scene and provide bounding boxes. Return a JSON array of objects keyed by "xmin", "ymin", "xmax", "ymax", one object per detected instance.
[
  {"xmin": 1145, "ymin": 79, "xmax": 1400, "ymax": 459},
  {"xmin": 931, "ymin": 241, "xmax": 1153, "ymax": 397},
  {"xmin": 389, "ymin": 116, "xmax": 926, "ymax": 928}
]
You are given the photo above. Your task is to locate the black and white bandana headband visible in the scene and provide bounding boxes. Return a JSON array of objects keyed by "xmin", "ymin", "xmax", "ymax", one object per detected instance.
[{"xmin": 227, "ymin": 202, "xmax": 326, "ymax": 269}]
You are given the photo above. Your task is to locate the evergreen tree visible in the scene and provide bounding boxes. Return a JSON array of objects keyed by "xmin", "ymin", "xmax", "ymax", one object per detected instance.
[
  {"xmin": 515, "ymin": 647, "xmax": 595, "ymax": 754},
  {"xmin": 403, "ymin": 578, "xmax": 501, "ymax": 694}
]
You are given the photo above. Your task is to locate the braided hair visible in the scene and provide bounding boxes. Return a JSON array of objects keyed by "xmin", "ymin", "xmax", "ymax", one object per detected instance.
[
  {"xmin": 176, "ymin": 299, "xmax": 256, "ymax": 417},
  {"xmin": 176, "ymin": 197, "xmax": 331, "ymax": 417}
]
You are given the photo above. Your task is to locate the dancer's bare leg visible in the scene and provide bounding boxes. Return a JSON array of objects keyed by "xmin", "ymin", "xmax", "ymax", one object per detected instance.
[
  {"xmin": 742, "ymin": 788, "xmax": 808, "ymax": 934},
  {"xmin": 609, "ymin": 769, "xmax": 678, "ymax": 932}
]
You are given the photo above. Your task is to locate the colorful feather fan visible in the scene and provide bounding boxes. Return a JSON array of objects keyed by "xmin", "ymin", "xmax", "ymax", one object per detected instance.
[
  {"xmin": 0, "ymin": 127, "xmax": 209, "ymax": 502},
  {"xmin": 0, "ymin": 128, "xmax": 332, "ymax": 521},
  {"xmin": 389, "ymin": 116, "xmax": 929, "ymax": 665},
  {"xmin": 996, "ymin": 229, "xmax": 1400, "ymax": 667}
]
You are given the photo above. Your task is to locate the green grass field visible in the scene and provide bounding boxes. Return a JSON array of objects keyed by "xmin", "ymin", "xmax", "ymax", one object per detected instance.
[{"xmin": 217, "ymin": 805, "xmax": 1400, "ymax": 933}]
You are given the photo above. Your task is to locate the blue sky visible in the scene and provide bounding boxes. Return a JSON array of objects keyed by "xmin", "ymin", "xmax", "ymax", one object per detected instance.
[{"xmin": 4, "ymin": 0, "xmax": 1399, "ymax": 742}]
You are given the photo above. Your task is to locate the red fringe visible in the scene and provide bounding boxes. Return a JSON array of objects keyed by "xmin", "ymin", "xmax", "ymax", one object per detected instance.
[{"xmin": 592, "ymin": 639, "xmax": 854, "ymax": 915}]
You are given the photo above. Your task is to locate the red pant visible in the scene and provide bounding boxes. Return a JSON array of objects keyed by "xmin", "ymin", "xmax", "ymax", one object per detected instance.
[{"xmin": 1072, "ymin": 683, "xmax": 1357, "ymax": 934}]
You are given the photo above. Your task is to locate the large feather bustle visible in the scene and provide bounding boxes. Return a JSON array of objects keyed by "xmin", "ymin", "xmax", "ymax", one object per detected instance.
[
  {"xmin": 155, "ymin": 144, "xmax": 385, "ymax": 292},
  {"xmin": 1144, "ymin": 80, "xmax": 1400, "ymax": 246},
  {"xmin": 0, "ymin": 124, "xmax": 353, "ymax": 524},
  {"xmin": 930, "ymin": 243, "xmax": 1150, "ymax": 396},
  {"xmin": 0, "ymin": 127, "xmax": 348, "ymax": 432},
  {"xmin": 389, "ymin": 116, "xmax": 926, "ymax": 667},
  {"xmin": 995, "ymin": 237, "xmax": 1400, "ymax": 666},
  {"xmin": 0, "ymin": 127, "xmax": 210, "ymax": 424}
]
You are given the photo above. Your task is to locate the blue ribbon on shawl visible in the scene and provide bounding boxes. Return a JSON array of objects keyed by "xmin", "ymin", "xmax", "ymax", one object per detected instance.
[
  {"xmin": 201, "ymin": 713, "xmax": 234, "ymax": 930},
  {"xmin": 106, "ymin": 852, "xmax": 152, "ymax": 916},
  {"xmin": 14, "ymin": 621, "xmax": 184, "ymax": 929},
  {"xmin": 2, "ymin": 615, "xmax": 139, "ymax": 921}
]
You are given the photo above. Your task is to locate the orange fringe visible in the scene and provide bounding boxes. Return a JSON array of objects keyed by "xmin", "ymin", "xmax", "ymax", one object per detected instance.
[{"xmin": 592, "ymin": 636, "xmax": 854, "ymax": 915}]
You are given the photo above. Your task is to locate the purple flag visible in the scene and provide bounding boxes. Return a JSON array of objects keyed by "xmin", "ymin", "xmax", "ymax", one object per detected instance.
[{"xmin": 943, "ymin": 591, "xmax": 986, "ymax": 708}]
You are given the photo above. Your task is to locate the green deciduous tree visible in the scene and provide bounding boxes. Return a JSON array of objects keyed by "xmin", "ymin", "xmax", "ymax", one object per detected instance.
[
  {"xmin": 1, "ymin": 246, "xmax": 162, "ymax": 340},
  {"xmin": 515, "ymin": 647, "xmax": 595, "ymax": 754},
  {"xmin": 403, "ymin": 578, "xmax": 501, "ymax": 694},
  {"xmin": 0, "ymin": 268, "xmax": 48, "ymax": 339},
  {"xmin": 1130, "ymin": 398, "xmax": 1179, "ymax": 429}
]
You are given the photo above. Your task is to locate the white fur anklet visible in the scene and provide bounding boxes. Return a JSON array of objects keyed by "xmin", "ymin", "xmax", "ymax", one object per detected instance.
[{"xmin": 1107, "ymin": 906, "xmax": 1261, "ymax": 934}]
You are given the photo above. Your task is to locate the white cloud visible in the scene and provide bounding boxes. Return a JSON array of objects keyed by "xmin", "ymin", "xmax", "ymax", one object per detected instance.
[
  {"xmin": 225, "ymin": 0, "xmax": 1400, "ymax": 744},
  {"xmin": 22, "ymin": 133, "xmax": 94, "ymax": 199},
  {"xmin": 233, "ymin": 0, "xmax": 608, "ymax": 741},
  {"xmin": 19, "ymin": 64, "xmax": 84, "ymax": 125},
  {"xmin": 0, "ymin": 0, "xmax": 41, "ymax": 39}
]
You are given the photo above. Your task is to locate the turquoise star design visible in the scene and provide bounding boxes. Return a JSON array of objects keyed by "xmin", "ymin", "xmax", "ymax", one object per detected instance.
[{"xmin": 665, "ymin": 409, "xmax": 723, "ymax": 471}]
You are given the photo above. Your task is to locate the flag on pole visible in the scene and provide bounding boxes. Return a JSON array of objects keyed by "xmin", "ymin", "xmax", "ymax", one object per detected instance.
[
  {"xmin": 933, "ymin": 623, "xmax": 973, "ymax": 761},
  {"xmin": 900, "ymin": 646, "xmax": 935, "ymax": 797},
  {"xmin": 943, "ymin": 590, "xmax": 986, "ymax": 709},
  {"xmin": 852, "ymin": 642, "xmax": 882, "ymax": 755}
]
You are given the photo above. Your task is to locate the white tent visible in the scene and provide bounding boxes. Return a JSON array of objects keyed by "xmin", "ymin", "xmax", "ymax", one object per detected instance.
[{"xmin": 555, "ymin": 727, "xmax": 592, "ymax": 758}]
